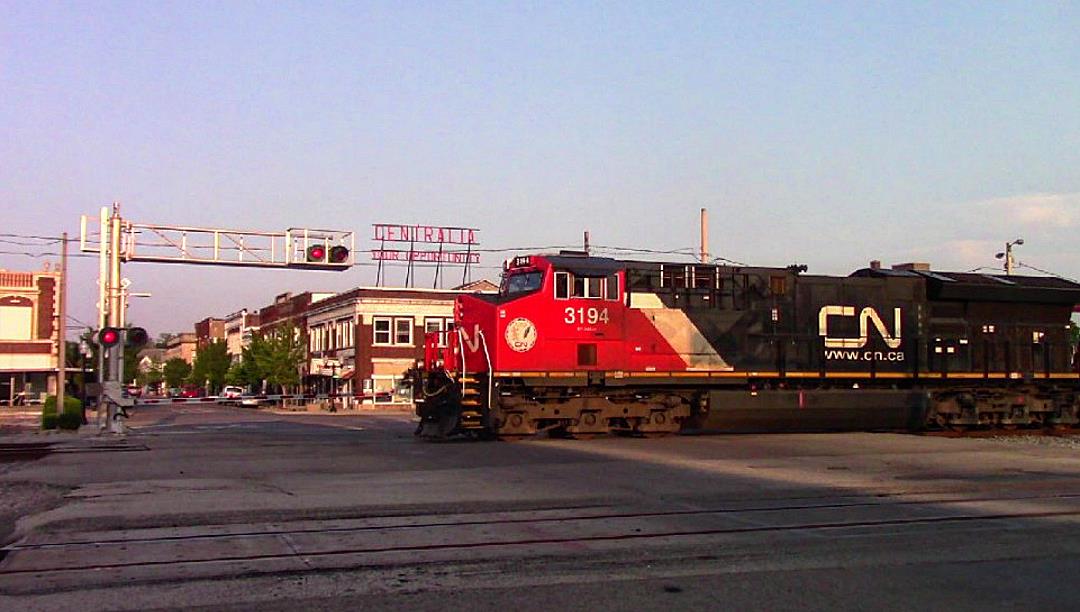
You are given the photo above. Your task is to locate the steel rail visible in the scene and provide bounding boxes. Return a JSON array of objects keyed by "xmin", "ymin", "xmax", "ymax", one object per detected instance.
[
  {"xmin": 4, "ymin": 507, "xmax": 1080, "ymax": 576},
  {"xmin": 7, "ymin": 491, "xmax": 1080, "ymax": 554}
]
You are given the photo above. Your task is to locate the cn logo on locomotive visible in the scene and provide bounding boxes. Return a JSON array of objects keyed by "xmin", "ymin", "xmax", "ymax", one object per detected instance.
[
  {"xmin": 504, "ymin": 317, "xmax": 538, "ymax": 352},
  {"xmin": 818, "ymin": 306, "xmax": 902, "ymax": 350}
]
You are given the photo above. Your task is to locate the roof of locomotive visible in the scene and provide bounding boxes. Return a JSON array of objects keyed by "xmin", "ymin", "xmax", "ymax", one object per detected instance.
[
  {"xmin": 851, "ymin": 267, "xmax": 1080, "ymax": 304},
  {"xmin": 527, "ymin": 253, "xmax": 1080, "ymax": 304}
]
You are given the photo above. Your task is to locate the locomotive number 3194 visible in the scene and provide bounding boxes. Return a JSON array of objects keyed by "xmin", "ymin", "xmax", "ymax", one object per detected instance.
[{"xmin": 564, "ymin": 307, "xmax": 609, "ymax": 325}]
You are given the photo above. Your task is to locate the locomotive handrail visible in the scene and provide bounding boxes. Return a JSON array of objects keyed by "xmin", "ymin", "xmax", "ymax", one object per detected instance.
[
  {"xmin": 456, "ymin": 327, "xmax": 467, "ymax": 394},
  {"xmin": 476, "ymin": 329, "xmax": 494, "ymax": 414}
]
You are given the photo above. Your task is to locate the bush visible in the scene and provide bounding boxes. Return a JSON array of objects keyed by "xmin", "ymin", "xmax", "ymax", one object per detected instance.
[
  {"xmin": 57, "ymin": 411, "xmax": 83, "ymax": 430},
  {"xmin": 42, "ymin": 395, "xmax": 83, "ymax": 431},
  {"xmin": 41, "ymin": 411, "xmax": 58, "ymax": 430}
]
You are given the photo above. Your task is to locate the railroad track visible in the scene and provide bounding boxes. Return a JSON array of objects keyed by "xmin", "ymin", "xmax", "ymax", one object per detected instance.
[
  {"xmin": 4, "ymin": 490, "xmax": 1080, "ymax": 594},
  {"xmin": 920, "ymin": 428, "xmax": 1080, "ymax": 439}
]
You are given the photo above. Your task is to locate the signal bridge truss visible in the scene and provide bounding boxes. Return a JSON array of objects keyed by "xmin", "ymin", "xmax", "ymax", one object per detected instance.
[{"xmin": 80, "ymin": 215, "xmax": 354, "ymax": 270}]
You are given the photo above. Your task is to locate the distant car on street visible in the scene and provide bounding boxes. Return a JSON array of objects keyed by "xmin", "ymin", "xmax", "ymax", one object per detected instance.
[
  {"xmin": 180, "ymin": 386, "xmax": 204, "ymax": 398},
  {"xmin": 221, "ymin": 386, "xmax": 244, "ymax": 402},
  {"xmin": 126, "ymin": 385, "xmax": 142, "ymax": 398},
  {"xmin": 238, "ymin": 393, "xmax": 263, "ymax": 408}
]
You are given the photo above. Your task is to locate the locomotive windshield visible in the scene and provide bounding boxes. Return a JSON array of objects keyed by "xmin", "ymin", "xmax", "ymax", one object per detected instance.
[{"xmin": 501, "ymin": 271, "xmax": 543, "ymax": 296}]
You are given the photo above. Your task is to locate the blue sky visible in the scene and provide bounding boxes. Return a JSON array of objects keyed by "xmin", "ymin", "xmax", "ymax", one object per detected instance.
[{"xmin": 2, "ymin": 1, "xmax": 1078, "ymax": 335}]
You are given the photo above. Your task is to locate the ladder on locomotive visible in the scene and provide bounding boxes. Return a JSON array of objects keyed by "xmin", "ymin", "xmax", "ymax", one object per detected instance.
[{"xmin": 453, "ymin": 327, "xmax": 492, "ymax": 431}]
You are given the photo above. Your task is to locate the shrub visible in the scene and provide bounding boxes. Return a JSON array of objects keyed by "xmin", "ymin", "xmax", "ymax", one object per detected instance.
[
  {"xmin": 41, "ymin": 411, "xmax": 58, "ymax": 430},
  {"xmin": 42, "ymin": 395, "xmax": 83, "ymax": 431},
  {"xmin": 57, "ymin": 411, "xmax": 83, "ymax": 430}
]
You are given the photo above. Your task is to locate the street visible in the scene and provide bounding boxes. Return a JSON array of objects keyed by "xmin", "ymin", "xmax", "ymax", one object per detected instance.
[{"xmin": 2, "ymin": 403, "xmax": 1080, "ymax": 611}]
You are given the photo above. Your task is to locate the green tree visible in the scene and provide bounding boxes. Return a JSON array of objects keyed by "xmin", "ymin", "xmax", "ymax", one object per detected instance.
[
  {"xmin": 137, "ymin": 354, "xmax": 164, "ymax": 389},
  {"xmin": 191, "ymin": 340, "xmax": 230, "ymax": 394},
  {"xmin": 155, "ymin": 332, "xmax": 176, "ymax": 349},
  {"xmin": 252, "ymin": 324, "xmax": 306, "ymax": 393},
  {"xmin": 163, "ymin": 357, "xmax": 192, "ymax": 388}
]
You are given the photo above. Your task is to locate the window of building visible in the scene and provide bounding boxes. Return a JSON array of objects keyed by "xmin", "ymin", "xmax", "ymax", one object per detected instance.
[
  {"xmin": 425, "ymin": 318, "xmax": 443, "ymax": 335},
  {"xmin": 373, "ymin": 317, "xmax": 392, "ymax": 345},
  {"xmin": 342, "ymin": 318, "xmax": 354, "ymax": 348},
  {"xmin": 424, "ymin": 318, "xmax": 443, "ymax": 346},
  {"xmin": 394, "ymin": 317, "xmax": 413, "ymax": 346}
]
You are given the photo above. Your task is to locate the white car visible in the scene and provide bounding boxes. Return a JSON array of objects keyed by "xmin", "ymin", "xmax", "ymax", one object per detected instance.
[
  {"xmin": 221, "ymin": 386, "xmax": 244, "ymax": 402},
  {"xmin": 238, "ymin": 394, "xmax": 264, "ymax": 408}
]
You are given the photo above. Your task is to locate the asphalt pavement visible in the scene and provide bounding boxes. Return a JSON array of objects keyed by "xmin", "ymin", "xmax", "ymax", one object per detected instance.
[{"xmin": 2, "ymin": 403, "xmax": 1079, "ymax": 611}]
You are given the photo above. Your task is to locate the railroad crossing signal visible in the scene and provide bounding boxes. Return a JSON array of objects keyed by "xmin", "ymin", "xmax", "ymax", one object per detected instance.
[
  {"xmin": 98, "ymin": 327, "xmax": 122, "ymax": 347},
  {"xmin": 78, "ymin": 203, "xmax": 357, "ymax": 434},
  {"xmin": 79, "ymin": 216, "xmax": 355, "ymax": 270},
  {"xmin": 96, "ymin": 326, "xmax": 149, "ymax": 348}
]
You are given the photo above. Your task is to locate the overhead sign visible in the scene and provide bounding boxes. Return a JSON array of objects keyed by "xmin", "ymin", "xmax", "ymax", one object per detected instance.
[
  {"xmin": 371, "ymin": 222, "xmax": 481, "ymax": 288},
  {"xmin": 372, "ymin": 250, "xmax": 481, "ymax": 264},
  {"xmin": 373, "ymin": 224, "xmax": 479, "ymax": 245}
]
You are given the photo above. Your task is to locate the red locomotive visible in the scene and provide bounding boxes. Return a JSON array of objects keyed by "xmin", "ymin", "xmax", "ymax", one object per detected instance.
[{"xmin": 411, "ymin": 251, "xmax": 1080, "ymax": 439}]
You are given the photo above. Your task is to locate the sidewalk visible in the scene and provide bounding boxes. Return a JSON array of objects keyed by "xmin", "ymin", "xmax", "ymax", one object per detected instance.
[
  {"xmin": 0, "ymin": 408, "xmax": 42, "ymax": 434},
  {"xmin": 265, "ymin": 401, "xmax": 414, "ymax": 415}
]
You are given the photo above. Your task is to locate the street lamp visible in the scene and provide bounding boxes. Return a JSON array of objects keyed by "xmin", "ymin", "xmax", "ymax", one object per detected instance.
[{"xmin": 995, "ymin": 238, "xmax": 1024, "ymax": 275}]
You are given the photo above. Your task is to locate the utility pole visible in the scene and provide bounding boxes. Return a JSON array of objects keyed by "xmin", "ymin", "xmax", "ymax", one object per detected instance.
[
  {"xmin": 583, "ymin": 230, "xmax": 590, "ymax": 255},
  {"xmin": 56, "ymin": 231, "xmax": 68, "ymax": 421},
  {"xmin": 996, "ymin": 238, "xmax": 1024, "ymax": 276},
  {"xmin": 700, "ymin": 208, "xmax": 709, "ymax": 263},
  {"xmin": 97, "ymin": 206, "xmax": 109, "ymax": 426},
  {"xmin": 106, "ymin": 205, "xmax": 125, "ymax": 432}
]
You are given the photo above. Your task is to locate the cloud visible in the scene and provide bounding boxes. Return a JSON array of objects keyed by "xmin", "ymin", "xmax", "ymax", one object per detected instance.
[
  {"xmin": 902, "ymin": 239, "xmax": 1000, "ymax": 272},
  {"xmin": 978, "ymin": 192, "xmax": 1080, "ymax": 229}
]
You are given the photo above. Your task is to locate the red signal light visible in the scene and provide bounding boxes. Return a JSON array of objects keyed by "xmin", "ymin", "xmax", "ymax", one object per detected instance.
[
  {"xmin": 307, "ymin": 245, "xmax": 327, "ymax": 262},
  {"xmin": 98, "ymin": 327, "xmax": 121, "ymax": 347}
]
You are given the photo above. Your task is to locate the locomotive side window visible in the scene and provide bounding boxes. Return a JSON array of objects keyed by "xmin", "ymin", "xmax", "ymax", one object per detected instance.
[
  {"xmin": 605, "ymin": 273, "xmax": 620, "ymax": 300},
  {"xmin": 573, "ymin": 276, "xmax": 603, "ymax": 299},
  {"xmin": 770, "ymin": 276, "xmax": 787, "ymax": 296},
  {"xmin": 554, "ymin": 272, "xmax": 571, "ymax": 299}
]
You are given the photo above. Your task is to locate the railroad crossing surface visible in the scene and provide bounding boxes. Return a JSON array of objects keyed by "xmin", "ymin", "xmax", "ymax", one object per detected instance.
[{"xmin": 2, "ymin": 404, "xmax": 1080, "ymax": 611}]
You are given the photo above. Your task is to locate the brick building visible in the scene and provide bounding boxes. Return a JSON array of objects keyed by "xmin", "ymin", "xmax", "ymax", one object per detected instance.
[
  {"xmin": 194, "ymin": 317, "xmax": 225, "ymax": 350},
  {"xmin": 0, "ymin": 268, "xmax": 60, "ymax": 404},
  {"xmin": 223, "ymin": 309, "xmax": 260, "ymax": 362},
  {"xmin": 163, "ymin": 333, "xmax": 197, "ymax": 364},
  {"xmin": 306, "ymin": 285, "xmax": 493, "ymax": 404}
]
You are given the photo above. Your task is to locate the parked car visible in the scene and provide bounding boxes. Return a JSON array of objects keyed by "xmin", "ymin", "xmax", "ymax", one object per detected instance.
[
  {"xmin": 180, "ymin": 386, "xmax": 204, "ymax": 398},
  {"xmin": 221, "ymin": 386, "xmax": 244, "ymax": 402},
  {"xmin": 126, "ymin": 385, "xmax": 142, "ymax": 398},
  {"xmin": 238, "ymin": 393, "xmax": 263, "ymax": 408}
]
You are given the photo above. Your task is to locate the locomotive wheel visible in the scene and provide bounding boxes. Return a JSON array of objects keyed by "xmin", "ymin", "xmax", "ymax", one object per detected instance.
[
  {"xmin": 495, "ymin": 411, "xmax": 537, "ymax": 439},
  {"xmin": 633, "ymin": 409, "xmax": 680, "ymax": 437}
]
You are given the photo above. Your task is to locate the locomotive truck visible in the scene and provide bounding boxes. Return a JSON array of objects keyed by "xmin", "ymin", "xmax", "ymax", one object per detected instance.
[{"xmin": 411, "ymin": 252, "xmax": 1080, "ymax": 439}]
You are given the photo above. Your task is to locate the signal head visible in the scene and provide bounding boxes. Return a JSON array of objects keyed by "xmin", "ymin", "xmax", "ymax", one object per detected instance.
[
  {"xmin": 306, "ymin": 245, "xmax": 327, "ymax": 262},
  {"xmin": 126, "ymin": 327, "xmax": 149, "ymax": 348},
  {"xmin": 329, "ymin": 245, "xmax": 350, "ymax": 264},
  {"xmin": 98, "ymin": 327, "xmax": 122, "ymax": 347}
]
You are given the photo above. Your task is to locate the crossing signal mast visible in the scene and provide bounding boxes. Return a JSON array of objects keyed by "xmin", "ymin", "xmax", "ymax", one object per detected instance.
[{"xmin": 80, "ymin": 203, "xmax": 354, "ymax": 432}]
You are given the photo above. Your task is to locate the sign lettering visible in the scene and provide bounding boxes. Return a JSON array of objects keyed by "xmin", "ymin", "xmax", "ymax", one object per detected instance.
[{"xmin": 818, "ymin": 305, "xmax": 902, "ymax": 350}]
